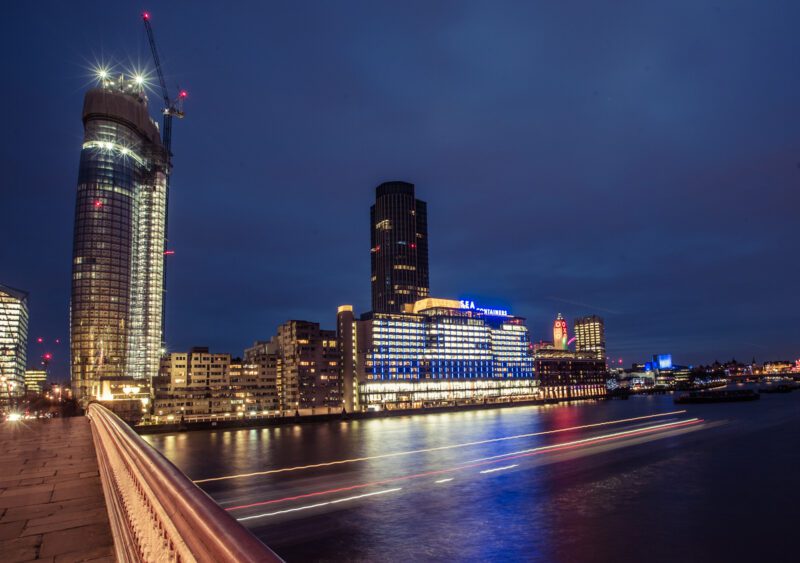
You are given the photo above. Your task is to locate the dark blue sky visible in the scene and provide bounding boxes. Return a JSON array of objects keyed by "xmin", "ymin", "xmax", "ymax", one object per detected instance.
[{"xmin": 3, "ymin": 1, "xmax": 799, "ymax": 379}]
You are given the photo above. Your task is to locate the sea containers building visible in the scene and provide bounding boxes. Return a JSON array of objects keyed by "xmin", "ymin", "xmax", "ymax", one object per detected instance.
[
  {"xmin": 338, "ymin": 298, "xmax": 537, "ymax": 410},
  {"xmin": 70, "ymin": 75, "xmax": 168, "ymax": 403}
]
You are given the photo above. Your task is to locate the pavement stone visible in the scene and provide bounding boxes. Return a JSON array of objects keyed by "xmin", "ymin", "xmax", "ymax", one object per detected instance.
[{"xmin": 0, "ymin": 418, "xmax": 114, "ymax": 561}]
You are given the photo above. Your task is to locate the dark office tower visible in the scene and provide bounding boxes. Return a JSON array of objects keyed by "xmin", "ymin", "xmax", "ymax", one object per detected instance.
[
  {"xmin": 71, "ymin": 75, "xmax": 168, "ymax": 402},
  {"xmin": 370, "ymin": 181, "xmax": 429, "ymax": 313}
]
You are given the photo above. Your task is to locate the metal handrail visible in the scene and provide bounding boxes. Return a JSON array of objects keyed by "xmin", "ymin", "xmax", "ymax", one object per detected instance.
[{"xmin": 88, "ymin": 403, "xmax": 282, "ymax": 562}]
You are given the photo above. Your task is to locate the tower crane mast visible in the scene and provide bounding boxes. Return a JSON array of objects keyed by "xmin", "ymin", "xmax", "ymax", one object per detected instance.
[
  {"xmin": 142, "ymin": 11, "xmax": 185, "ymax": 157},
  {"xmin": 141, "ymin": 10, "xmax": 185, "ymax": 353}
]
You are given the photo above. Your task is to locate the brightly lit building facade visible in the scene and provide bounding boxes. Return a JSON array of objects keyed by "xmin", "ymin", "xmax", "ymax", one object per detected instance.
[
  {"xmin": 24, "ymin": 369, "xmax": 47, "ymax": 395},
  {"xmin": 535, "ymin": 314, "xmax": 607, "ymax": 399},
  {"xmin": 574, "ymin": 315, "xmax": 606, "ymax": 361},
  {"xmin": 553, "ymin": 313, "xmax": 568, "ymax": 350},
  {"xmin": 70, "ymin": 74, "xmax": 169, "ymax": 403},
  {"xmin": 342, "ymin": 298, "xmax": 537, "ymax": 410},
  {"xmin": 0, "ymin": 284, "xmax": 29, "ymax": 403}
]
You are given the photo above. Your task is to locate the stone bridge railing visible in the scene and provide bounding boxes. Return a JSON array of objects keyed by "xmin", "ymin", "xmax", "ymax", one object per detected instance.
[{"xmin": 88, "ymin": 403, "xmax": 281, "ymax": 562}]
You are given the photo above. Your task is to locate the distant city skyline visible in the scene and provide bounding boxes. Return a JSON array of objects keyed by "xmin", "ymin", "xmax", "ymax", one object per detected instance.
[{"xmin": 3, "ymin": 2, "xmax": 799, "ymax": 380}]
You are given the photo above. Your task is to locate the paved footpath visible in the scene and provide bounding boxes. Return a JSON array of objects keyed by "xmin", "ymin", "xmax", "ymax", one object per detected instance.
[{"xmin": 0, "ymin": 417, "xmax": 115, "ymax": 562}]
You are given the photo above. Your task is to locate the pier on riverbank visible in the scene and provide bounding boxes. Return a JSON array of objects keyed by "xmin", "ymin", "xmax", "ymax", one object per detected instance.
[{"xmin": 135, "ymin": 393, "xmax": 610, "ymax": 435}]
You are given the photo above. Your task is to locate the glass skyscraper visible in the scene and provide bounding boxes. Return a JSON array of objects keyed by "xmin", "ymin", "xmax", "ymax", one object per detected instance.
[
  {"xmin": 70, "ymin": 76, "xmax": 168, "ymax": 402},
  {"xmin": 370, "ymin": 181, "xmax": 429, "ymax": 314},
  {"xmin": 0, "ymin": 284, "xmax": 29, "ymax": 402}
]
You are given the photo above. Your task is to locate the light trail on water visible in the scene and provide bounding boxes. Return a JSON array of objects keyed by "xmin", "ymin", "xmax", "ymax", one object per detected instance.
[
  {"xmin": 226, "ymin": 417, "xmax": 702, "ymax": 513},
  {"xmin": 479, "ymin": 464, "xmax": 519, "ymax": 474},
  {"xmin": 238, "ymin": 488, "xmax": 403, "ymax": 521},
  {"xmin": 195, "ymin": 410, "xmax": 688, "ymax": 484}
]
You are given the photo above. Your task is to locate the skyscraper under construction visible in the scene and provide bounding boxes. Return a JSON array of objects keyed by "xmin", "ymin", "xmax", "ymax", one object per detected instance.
[{"xmin": 70, "ymin": 74, "xmax": 169, "ymax": 402}]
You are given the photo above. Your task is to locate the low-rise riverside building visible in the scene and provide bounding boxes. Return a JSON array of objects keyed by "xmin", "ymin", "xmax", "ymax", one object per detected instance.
[
  {"xmin": 338, "ymin": 298, "xmax": 538, "ymax": 411},
  {"xmin": 533, "ymin": 345, "xmax": 607, "ymax": 399},
  {"xmin": 153, "ymin": 348, "xmax": 232, "ymax": 419},
  {"xmin": 246, "ymin": 321, "xmax": 342, "ymax": 413}
]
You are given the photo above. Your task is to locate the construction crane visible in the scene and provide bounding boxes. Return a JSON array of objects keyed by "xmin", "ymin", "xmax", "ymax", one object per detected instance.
[
  {"xmin": 142, "ymin": 10, "xmax": 185, "ymax": 353},
  {"xmin": 142, "ymin": 11, "xmax": 186, "ymax": 157}
]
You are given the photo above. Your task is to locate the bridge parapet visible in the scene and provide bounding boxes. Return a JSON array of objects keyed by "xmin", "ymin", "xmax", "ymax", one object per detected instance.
[{"xmin": 88, "ymin": 403, "xmax": 281, "ymax": 562}]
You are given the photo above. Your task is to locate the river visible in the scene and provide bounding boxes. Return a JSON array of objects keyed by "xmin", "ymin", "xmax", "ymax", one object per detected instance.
[{"xmin": 144, "ymin": 389, "xmax": 800, "ymax": 562}]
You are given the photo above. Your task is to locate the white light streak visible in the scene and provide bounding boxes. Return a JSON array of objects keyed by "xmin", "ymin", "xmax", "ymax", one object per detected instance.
[
  {"xmin": 464, "ymin": 418, "xmax": 701, "ymax": 465},
  {"xmin": 479, "ymin": 464, "xmax": 519, "ymax": 474},
  {"xmin": 195, "ymin": 410, "xmax": 689, "ymax": 484},
  {"xmin": 434, "ymin": 478, "xmax": 454, "ymax": 484},
  {"xmin": 237, "ymin": 487, "xmax": 402, "ymax": 521}
]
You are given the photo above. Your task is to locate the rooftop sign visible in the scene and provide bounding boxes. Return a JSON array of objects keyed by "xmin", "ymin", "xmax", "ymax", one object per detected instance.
[{"xmin": 459, "ymin": 300, "xmax": 508, "ymax": 317}]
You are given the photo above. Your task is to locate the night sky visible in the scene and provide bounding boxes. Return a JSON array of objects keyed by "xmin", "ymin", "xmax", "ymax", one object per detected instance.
[{"xmin": 3, "ymin": 1, "xmax": 799, "ymax": 379}]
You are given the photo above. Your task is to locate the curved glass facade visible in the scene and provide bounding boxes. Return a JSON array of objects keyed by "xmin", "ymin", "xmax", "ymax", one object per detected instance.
[{"xmin": 71, "ymin": 85, "xmax": 167, "ymax": 401}]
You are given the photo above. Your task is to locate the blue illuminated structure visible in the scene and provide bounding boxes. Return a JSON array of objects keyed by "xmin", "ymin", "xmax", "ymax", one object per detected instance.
[
  {"xmin": 361, "ymin": 298, "xmax": 533, "ymax": 381},
  {"xmin": 655, "ymin": 354, "xmax": 673, "ymax": 370}
]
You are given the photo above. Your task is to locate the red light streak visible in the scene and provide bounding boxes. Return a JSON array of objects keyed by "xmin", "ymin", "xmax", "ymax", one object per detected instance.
[
  {"xmin": 225, "ymin": 418, "xmax": 702, "ymax": 512},
  {"xmin": 195, "ymin": 410, "xmax": 689, "ymax": 484}
]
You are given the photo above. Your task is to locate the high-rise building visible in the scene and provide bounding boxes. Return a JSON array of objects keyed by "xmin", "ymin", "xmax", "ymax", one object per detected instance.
[
  {"xmin": 0, "ymin": 284, "xmax": 29, "ymax": 402},
  {"xmin": 70, "ymin": 76, "xmax": 169, "ymax": 402},
  {"xmin": 370, "ymin": 181, "xmax": 429, "ymax": 314},
  {"xmin": 553, "ymin": 313, "xmax": 568, "ymax": 350},
  {"xmin": 574, "ymin": 315, "xmax": 605, "ymax": 360}
]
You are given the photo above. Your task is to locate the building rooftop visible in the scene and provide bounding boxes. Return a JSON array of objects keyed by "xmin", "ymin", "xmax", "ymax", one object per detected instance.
[{"xmin": 0, "ymin": 283, "xmax": 28, "ymax": 302}]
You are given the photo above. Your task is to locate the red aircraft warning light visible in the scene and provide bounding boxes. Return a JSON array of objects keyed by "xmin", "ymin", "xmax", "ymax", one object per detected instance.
[
  {"xmin": 164, "ymin": 250, "xmax": 175, "ymax": 256},
  {"xmin": 142, "ymin": 12, "xmax": 150, "ymax": 20},
  {"xmin": 94, "ymin": 200, "xmax": 103, "ymax": 208},
  {"xmin": 179, "ymin": 90, "xmax": 188, "ymax": 98}
]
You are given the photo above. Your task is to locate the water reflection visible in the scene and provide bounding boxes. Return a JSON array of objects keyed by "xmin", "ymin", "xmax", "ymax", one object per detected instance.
[{"xmin": 145, "ymin": 393, "xmax": 800, "ymax": 562}]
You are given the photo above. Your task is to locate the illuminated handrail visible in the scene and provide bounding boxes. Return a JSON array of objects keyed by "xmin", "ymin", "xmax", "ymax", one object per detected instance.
[{"xmin": 88, "ymin": 403, "xmax": 282, "ymax": 563}]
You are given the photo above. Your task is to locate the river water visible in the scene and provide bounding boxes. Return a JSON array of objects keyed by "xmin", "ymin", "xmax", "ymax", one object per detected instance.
[{"xmin": 144, "ymin": 390, "xmax": 800, "ymax": 562}]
